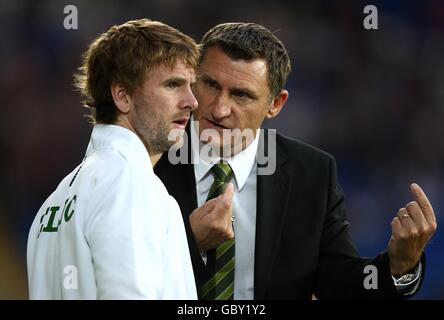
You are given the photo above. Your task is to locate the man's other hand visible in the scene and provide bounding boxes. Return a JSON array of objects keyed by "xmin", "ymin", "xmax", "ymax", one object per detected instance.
[{"xmin": 388, "ymin": 183, "xmax": 437, "ymax": 277}]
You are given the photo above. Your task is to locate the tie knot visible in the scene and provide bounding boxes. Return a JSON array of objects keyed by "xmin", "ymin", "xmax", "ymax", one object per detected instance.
[{"xmin": 211, "ymin": 163, "xmax": 233, "ymax": 183}]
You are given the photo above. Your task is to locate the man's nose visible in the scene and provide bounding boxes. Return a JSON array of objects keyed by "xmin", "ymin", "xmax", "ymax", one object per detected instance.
[
  {"xmin": 182, "ymin": 86, "xmax": 198, "ymax": 111},
  {"xmin": 212, "ymin": 93, "xmax": 231, "ymax": 120}
]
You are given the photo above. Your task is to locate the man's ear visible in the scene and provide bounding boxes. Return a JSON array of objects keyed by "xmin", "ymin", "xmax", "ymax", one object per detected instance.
[
  {"xmin": 110, "ymin": 83, "xmax": 131, "ymax": 114},
  {"xmin": 266, "ymin": 89, "xmax": 289, "ymax": 119}
]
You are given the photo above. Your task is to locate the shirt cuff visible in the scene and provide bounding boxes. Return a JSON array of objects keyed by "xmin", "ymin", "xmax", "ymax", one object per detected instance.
[{"xmin": 392, "ymin": 261, "xmax": 422, "ymax": 295}]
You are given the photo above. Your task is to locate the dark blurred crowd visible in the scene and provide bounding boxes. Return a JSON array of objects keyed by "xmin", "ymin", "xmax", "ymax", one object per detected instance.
[{"xmin": 0, "ymin": 0, "xmax": 442, "ymax": 299}]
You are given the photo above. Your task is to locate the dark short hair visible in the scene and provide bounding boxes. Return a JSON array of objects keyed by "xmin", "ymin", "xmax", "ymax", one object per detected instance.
[
  {"xmin": 75, "ymin": 19, "xmax": 199, "ymax": 124},
  {"xmin": 200, "ymin": 22, "xmax": 291, "ymax": 98}
]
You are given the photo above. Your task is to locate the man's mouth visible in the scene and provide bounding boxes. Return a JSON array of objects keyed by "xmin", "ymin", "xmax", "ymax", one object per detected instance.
[
  {"xmin": 172, "ymin": 116, "xmax": 189, "ymax": 128},
  {"xmin": 206, "ymin": 119, "xmax": 229, "ymax": 130}
]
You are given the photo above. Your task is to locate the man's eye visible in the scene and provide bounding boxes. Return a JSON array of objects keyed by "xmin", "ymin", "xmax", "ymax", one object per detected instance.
[
  {"xmin": 205, "ymin": 80, "xmax": 217, "ymax": 88},
  {"xmin": 166, "ymin": 82, "xmax": 178, "ymax": 89},
  {"xmin": 233, "ymin": 90, "xmax": 249, "ymax": 99}
]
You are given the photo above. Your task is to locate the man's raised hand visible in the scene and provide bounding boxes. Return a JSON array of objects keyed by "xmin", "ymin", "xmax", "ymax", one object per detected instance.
[{"xmin": 388, "ymin": 183, "xmax": 437, "ymax": 277}]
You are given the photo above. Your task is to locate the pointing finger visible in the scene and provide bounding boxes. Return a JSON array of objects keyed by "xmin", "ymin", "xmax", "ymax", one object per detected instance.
[
  {"xmin": 222, "ymin": 182, "xmax": 234, "ymax": 208},
  {"xmin": 211, "ymin": 183, "xmax": 234, "ymax": 221},
  {"xmin": 410, "ymin": 183, "xmax": 436, "ymax": 225}
]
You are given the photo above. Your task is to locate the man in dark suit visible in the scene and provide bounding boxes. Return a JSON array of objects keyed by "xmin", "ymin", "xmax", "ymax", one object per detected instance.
[{"xmin": 155, "ymin": 22, "xmax": 436, "ymax": 299}]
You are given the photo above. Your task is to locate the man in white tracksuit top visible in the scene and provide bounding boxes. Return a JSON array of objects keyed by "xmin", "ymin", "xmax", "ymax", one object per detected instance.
[
  {"xmin": 27, "ymin": 19, "xmax": 234, "ymax": 299},
  {"xmin": 28, "ymin": 124, "xmax": 196, "ymax": 299}
]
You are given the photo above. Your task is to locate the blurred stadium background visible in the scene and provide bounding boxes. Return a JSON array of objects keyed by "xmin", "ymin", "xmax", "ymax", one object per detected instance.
[{"xmin": 0, "ymin": 0, "xmax": 442, "ymax": 299}]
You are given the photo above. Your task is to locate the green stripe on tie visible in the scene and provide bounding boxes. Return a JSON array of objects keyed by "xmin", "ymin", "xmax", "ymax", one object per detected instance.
[
  {"xmin": 216, "ymin": 282, "xmax": 234, "ymax": 300},
  {"xmin": 216, "ymin": 238, "xmax": 234, "ymax": 260},
  {"xmin": 201, "ymin": 257, "xmax": 235, "ymax": 298}
]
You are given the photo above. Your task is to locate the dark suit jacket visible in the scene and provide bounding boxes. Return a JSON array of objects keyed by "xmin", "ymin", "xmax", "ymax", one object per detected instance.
[{"xmin": 154, "ymin": 128, "xmax": 423, "ymax": 299}]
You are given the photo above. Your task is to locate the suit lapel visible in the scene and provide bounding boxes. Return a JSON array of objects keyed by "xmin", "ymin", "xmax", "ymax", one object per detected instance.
[
  {"xmin": 254, "ymin": 129, "xmax": 291, "ymax": 299},
  {"xmin": 167, "ymin": 161, "xmax": 197, "ymax": 218}
]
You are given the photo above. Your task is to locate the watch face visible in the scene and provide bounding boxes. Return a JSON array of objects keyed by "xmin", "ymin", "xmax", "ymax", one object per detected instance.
[{"xmin": 398, "ymin": 273, "xmax": 415, "ymax": 284}]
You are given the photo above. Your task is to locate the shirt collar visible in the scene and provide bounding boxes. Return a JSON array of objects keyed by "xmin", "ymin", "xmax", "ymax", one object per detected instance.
[
  {"xmin": 85, "ymin": 124, "xmax": 151, "ymax": 165},
  {"xmin": 191, "ymin": 116, "xmax": 260, "ymax": 191}
]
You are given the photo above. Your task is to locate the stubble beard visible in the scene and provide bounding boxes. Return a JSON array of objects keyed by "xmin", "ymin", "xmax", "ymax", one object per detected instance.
[{"xmin": 133, "ymin": 101, "xmax": 174, "ymax": 156}]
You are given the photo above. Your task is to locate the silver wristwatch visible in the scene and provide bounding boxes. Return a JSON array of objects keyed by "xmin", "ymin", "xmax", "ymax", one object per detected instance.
[{"xmin": 393, "ymin": 272, "xmax": 416, "ymax": 285}]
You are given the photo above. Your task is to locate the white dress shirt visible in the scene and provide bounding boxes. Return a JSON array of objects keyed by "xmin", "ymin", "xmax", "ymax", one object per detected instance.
[
  {"xmin": 190, "ymin": 120, "xmax": 420, "ymax": 299},
  {"xmin": 27, "ymin": 124, "xmax": 197, "ymax": 299},
  {"xmin": 191, "ymin": 122, "xmax": 259, "ymax": 300}
]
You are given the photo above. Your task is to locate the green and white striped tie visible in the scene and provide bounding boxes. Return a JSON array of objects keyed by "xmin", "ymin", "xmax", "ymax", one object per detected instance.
[{"xmin": 200, "ymin": 162, "xmax": 235, "ymax": 300}]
